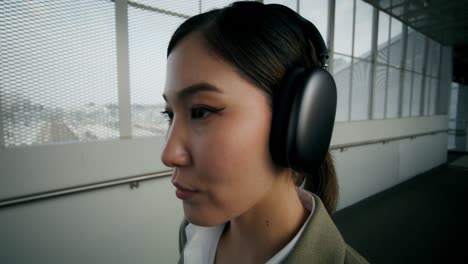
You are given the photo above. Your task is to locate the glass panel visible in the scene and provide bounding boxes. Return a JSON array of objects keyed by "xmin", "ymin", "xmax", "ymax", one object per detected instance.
[
  {"xmin": 333, "ymin": 54, "xmax": 352, "ymax": 121},
  {"xmin": 413, "ymin": 31, "xmax": 426, "ymax": 73},
  {"xmin": 300, "ymin": 0, "xmax": 328, "ymax": 43},
  {"xmin": 401, "ymin": 71, "xmax": 412, "ymax": 117},
  {"xmin": 411, "ymin": 73, "xmax": 423, "ymax": 116},
  {"xmin": 389, "ymin": 17, "xmax": 403, "ymax": 67},
  {"xmin": 449, "ymin": 83, "xmax": 459, "ymax": 126},
  {"xmin": 334, "ymin": 0, "xmax": 354, "ymax": 55},
  {"xmin": 373, "ymin": 64, "xmax": 387, "ymax": 119},
  {"xmin": 423, "ymin": 76, "xmax": 431, "ymax": 115},
  {"xmin": 430, "ymin": 78, "xmax": 438, "ymax": 115},
  {"xmin": 132, "ymin": 0, "xmax": 198, "ymax": 16},
  {"xmin": 431, "ymin": 41, "xmax": 441, "ymax": 77},
  {"xmin": 202, "ymin": 0, "xmax": 243, "ymax": 12},
  {"xmin": 0, "ymin": 0, "xmax": 118, "ymax": 147},
  {"xmin": 263, "ymin": 0, "xmax": 297, "ymax": 11},
  {"xmin": 353, "ymin": 0, "xmax": 373, "ymax": 59},
  {"xmin": 129, "ymin": 7, "xmax": 184, "ymax": 137},
  {"xmin": 351, "ymin": 59, "xmax": 371, "ymax": 120},
  {"xmin": 405, "ymin": 27, "xmax": 415, "ymax": 70},
  {"xmin": 425, "ymin": 39, "xmax": 434, "ymax": 77},
  {"xmin": 386, "ymin": 67, "xmax": 400, "ymax": 118},
  {"xmin": 377, "ymin": 11, "xmax": 390, "ymax": 64}
]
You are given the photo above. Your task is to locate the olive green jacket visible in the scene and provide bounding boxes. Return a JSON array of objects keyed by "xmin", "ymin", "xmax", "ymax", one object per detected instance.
[{"xmin": 178, "ymin": 193, "xmax": 368, "ymax": 264}]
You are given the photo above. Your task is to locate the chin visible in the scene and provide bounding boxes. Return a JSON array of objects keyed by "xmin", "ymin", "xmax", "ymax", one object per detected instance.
[{"xmin": 183, "ymin": 204, "xmax": 227, "ymax": 227}]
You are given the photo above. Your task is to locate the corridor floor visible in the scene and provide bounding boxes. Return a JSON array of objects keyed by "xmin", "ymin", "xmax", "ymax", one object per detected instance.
[{"xmin": 333, "ymin": 152, "xmax": 468, "ymax": 264}]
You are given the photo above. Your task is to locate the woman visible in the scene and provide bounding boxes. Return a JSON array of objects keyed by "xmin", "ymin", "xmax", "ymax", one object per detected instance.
[{"xmin": 161, "ymin": 1, "xmax": 368, "ymax": 263}]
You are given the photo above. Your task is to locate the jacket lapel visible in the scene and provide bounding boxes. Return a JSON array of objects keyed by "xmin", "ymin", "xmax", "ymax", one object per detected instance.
[{"xmin": 284, "ymin": 193, "xmax": 346, "ymax": 264}]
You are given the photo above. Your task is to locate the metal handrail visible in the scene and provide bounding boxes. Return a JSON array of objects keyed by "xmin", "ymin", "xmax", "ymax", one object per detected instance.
[
  {"xmin": 0, "ymin": 170, "xmax": 172, "ymax": 208},
  {"xmin": 0, "ymin": 129, "xmax": 448, "ymax": 208},
  {"xmin": 330, "ymin": 129, "xmax": 448, "ymax": 151}
]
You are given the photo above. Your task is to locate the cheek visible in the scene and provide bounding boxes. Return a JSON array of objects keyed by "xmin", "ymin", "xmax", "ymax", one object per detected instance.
[
  {"xmin": 186, "ymin": 108, "xmax": 275, "ymax": 224},
  {"xmin": 196, "ymin": 111, "xmax": 273, "ymax": 183}
]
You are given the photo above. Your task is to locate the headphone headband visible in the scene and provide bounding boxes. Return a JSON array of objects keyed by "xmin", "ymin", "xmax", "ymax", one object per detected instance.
[{"xmin": 297, "ymin": 16, "xmax": 329, "ymax": 68}]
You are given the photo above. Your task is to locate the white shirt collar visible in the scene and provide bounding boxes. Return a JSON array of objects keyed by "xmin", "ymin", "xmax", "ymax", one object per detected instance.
[{"xmin": 183, "ymin": 188, "xmax": 315, "ymax": 264}]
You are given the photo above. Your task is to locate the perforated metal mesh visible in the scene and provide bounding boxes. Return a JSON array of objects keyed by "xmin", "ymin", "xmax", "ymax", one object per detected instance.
[
  {"xmin": 128, "ymin": 4, "xmax": 185, "ymax": 137},
  {"xmin": 0, "ymin": 0, "xmax": 118, "ymax": 147},
  {"xmin": 128, "ymin": 0, "xmax": 248, "ymax": 137},
  {"xmin": 132, "ymin": 0, "xmax": 198, "ymax": 16}
]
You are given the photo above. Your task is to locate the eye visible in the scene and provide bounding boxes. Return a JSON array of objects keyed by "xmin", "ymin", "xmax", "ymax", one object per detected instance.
[
  {"xmin": 160, "ymin": 109, "xmax": 174, "ymax": 123},
  {"xmin": 191, "ymin": 107, "xmax": 211, "ymax": 119},
  {"xmin": 190, "ymin": 105, "xmax": 225, "ymax": 120}
]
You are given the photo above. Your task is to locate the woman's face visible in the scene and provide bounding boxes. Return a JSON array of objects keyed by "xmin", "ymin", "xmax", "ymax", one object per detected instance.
[{"xmin": 162, "ymin": 33, "xmax": 281, "ymax": 226}]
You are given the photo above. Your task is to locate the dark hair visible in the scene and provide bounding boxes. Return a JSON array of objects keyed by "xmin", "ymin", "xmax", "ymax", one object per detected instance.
[{"xmin": 167, "ymin": 1, "xmax": 339, "ymax": 214}]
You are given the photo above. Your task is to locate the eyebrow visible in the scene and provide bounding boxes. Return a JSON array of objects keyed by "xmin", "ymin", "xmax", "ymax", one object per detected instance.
[{"xmin": 163, "ymin": 82, "xmax": 223, "ymax": 102}]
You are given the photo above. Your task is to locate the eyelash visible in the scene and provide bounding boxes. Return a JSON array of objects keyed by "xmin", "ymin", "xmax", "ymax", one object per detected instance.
[{"xmin": 160, "ymin": 105, "xmax": 225, "ymax": 123}]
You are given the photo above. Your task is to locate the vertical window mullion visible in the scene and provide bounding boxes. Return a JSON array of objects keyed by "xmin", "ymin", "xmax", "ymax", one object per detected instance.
[
  {"xmin": 115, "ymin": 0, "xmax": 132, "ymax": 138},
  {"xmin": 384, "ymin": 10, "xmax": 391, "ymax": 119},
  {"xmin": 398, "ymin": 24, "xmax": 408, "ymax": 118},
  {"xmin": 409, "ymin": 29, "xmax": 416, "ymax": 116},
  {"xmin": 369, "ymin": 7, "xmax": 378, "ymax": 120},
  {"xmin": 327, "ymin": 0, "xmax": 335, "ymax": 73},
  {"xmin": 419, "ymin": 37, "xmax": 429, "ymax": 116},
  {"xmin": 426, "ymin": 40, "xmax": 434, "ymax": 115},
  {"xmin": 436, "ymin": 43, "xmax": 444, "ymax": 114},
  {"xmin": 348, "ymin": 0, "xmax": 356, "ymax": 121}
]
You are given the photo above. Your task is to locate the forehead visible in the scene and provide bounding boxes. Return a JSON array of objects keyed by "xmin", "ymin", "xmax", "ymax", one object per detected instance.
[{"xmin": 164, "ymin": 32, "xmax": 253, "ymax": 99}]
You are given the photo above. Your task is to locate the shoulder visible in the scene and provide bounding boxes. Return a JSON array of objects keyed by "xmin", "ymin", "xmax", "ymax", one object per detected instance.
[
  {"xmin": 285, "ymin": 192, "xmax": 368, "ymax": 264},
  {"xmin": 344, "ymin": 244, "xmax": 369, "ymax": 264}
]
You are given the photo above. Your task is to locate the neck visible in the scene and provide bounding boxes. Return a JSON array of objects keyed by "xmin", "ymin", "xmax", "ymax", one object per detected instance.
[{"xmin": 218, "ymin": 171, "xmax": 309, "ymax": 263}]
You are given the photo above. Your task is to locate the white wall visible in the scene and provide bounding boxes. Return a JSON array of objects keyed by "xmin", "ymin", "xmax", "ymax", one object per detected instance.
[
  {"xmin": 0, "ymin": 176, "xmax": 182, "ymax": 264},
  {"xmin": 332, "ymin": 115, "xmax": 448, "ymax": 209},
  {"xmin": 0, "ymin": 137, "xmax": 168, "ymax": 200},
  {"xmin": 0, "ymin": 115, "xmax": 449, "ymax": 263}
]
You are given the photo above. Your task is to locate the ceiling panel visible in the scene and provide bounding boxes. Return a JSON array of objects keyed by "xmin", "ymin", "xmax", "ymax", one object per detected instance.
[{"xmin": 364, "ymin": 0, "xmax": 468, "ymax": 84}]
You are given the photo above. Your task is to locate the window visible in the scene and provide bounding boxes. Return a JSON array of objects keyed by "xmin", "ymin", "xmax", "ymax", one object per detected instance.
[
  {"xmin": 401, "ymin": 71, "xmax": 412, "ymax": 117},
  {"xmin": 333, "ymin": 54, "xmax": 352, "ymax": 122},
  {"xmin": 0, "ymin": 0, "xmax": 118, "ymax": 147},
  {"xmin": 263, "ymin": 0, "xmax": 297, "ymax": 10},
  {"xmin": 1, "ymin": 0, "xmax": 246, "ymax": 147},
  {"xmin": 351, "ymin": 60, "xmax": 371, "ymax": 120},
  {"xmin": 353, "ymin": 0, "xmax": 373, "ymax": 59},
  {"xmin": 299, "ymin": 0, "xmax": 328, "ymax": 42},
  {"xmin": 129, "ymin": 4, "xmax": 186, "ymax": 137},
  {"xmin": 411, "ymin": 73, "xmax": 423, "ymax": 116},
  {"xmin": 332, "ymin": 0, "xmax": 354, "ymax": 121},
  {"xmin": 350, "ymin": 0, "xmax": 373, "ymax": 120},
  {"xmin": 377, "ymin": 11, "xmax": 390, "ymax": 64},
  {"xmin": 373, "ymin": 11, "xmax": 389, "ymax": 119},
  {"xmin": 389, "ymin": 17, "xmax": 403, "ymax": 68},
  {"xmin": 386, "ymin": 67, "xmax": 400, "ymax": 118},
  {"xmin": 334, "ymin": 0, "xmax": 353, "ymax": 56},
  {"xmin": 386, "ymin": 17, "xmax": 403, "ymax": 118}
]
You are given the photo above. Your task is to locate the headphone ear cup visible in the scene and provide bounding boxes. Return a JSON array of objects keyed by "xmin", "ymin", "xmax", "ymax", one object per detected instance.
[
  {"xmin": 288, "ymin": 67, "xmax": 337, "ymax": 173},
  {"xmin": 270, "ymin": 66, "xmax": 337, "ymax": 173},
  {"xmin": 269, "ymin": 67, "xmax": 305, "ymax": 167}
]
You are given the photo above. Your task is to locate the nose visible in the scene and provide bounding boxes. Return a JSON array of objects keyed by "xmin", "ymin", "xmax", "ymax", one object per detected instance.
[{"xmin": 161, "ymin": 120, "xmax": 191, "ymax": 168}]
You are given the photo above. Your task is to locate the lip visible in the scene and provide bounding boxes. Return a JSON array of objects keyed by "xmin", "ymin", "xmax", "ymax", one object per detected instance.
[{"xmin": 173, "ymin": 182, "xmax": 199, "ymax": 200}]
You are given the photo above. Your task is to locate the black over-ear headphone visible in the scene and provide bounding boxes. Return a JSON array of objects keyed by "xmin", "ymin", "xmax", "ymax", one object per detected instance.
[{"xmin": 268, "ymin": 5, "xmax": 337, "ymax": 174}]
